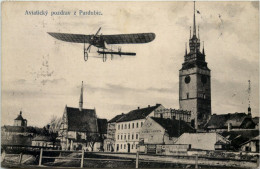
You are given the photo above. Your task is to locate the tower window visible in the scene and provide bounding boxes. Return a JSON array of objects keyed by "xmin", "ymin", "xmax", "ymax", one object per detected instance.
[{"xmin": 187, "ymin": 93, "xmax": 189, "ymax": 99}]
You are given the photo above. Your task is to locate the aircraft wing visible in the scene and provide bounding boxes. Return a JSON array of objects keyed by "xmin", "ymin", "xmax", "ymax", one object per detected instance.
[
  {"xmin": 103, "ymin": 33, "xmax": 155, "ymax": 44},
  {"xmin": 48, "ymin": 32, "xmax": 92, "ymax": 43}
]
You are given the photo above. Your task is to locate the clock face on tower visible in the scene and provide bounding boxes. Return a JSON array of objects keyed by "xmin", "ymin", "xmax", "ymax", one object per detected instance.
[
  {"xmin": 185, "ymin": 75, "xmax": 191, "ymax": 84},
  {"xmin": 201, "ymin": 75, "xmax": 207, "ymax": 84}
]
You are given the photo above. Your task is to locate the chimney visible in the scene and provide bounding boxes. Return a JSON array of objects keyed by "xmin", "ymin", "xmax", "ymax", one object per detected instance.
[{"xmin": 228, "ymin": 123, "xmax": 232, "ymax": 132}]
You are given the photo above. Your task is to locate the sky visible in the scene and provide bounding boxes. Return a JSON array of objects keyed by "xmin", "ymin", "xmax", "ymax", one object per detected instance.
[{"xmin": 2, "ymin": 1, "xmax": 259, "ymax": 127}]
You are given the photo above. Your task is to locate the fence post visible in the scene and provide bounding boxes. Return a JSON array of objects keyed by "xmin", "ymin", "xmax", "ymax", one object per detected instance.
[
  {"xmin": 19, "ymin": 153, "xmax": 23, "ymax": 164},
  {"xmin": 136, "ymin": 150, "xmax": 139, "ymax": 168},
  {"xmin": 81, "ymin": 149, "xmax": 84, "ymax": 168},
  {"xmin": 39, "ymin": 148, "xmax": 43, "ymax": 166},
  {"xmin": 195, "ymin": 154, "xmax": 198, "ymax": 169}
]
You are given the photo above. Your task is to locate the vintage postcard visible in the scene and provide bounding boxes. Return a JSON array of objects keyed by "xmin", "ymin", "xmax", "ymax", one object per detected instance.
[{"xmin": 1, "ymin": 1, "xmax": 259, "ymax": 168}]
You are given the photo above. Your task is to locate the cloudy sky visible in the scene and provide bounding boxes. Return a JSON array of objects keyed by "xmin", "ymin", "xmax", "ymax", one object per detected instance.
[{"xmin": 2, "ymin": 1, "xmax": 259, "ymax": 127}]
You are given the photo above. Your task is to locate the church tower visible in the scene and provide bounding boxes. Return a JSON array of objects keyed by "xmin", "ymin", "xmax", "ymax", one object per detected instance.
[{"xmin": 179, "ymin": 2, "xmax": 211, "ymax": 129}]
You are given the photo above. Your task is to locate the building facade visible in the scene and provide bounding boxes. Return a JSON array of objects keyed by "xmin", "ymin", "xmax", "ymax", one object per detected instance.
[
  {"xmin": 114, "ymin": 104, "xmax": 165, "ymax": 153},
  {"xmin": 140, "ymin": 117, "xmax": 195, "ymax": 145},
  {"xmin": 154, "ymin": 108, "xmax": 192, "ymax": 123},
  {"xmin": 179, "ymin": 2, "xmax": 211, "ymax": 129}
]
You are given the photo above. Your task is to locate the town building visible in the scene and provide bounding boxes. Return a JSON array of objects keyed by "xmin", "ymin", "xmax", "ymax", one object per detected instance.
[
  {"xmin": 204, "ymin": 113, "xmax": 256, "ymax": 132},
  {"xmin": 104, "ymin": 113, "xmax": 125, "ymax": 152},
  {"xmin": 140, "ymin": 117, "xmax": 195, "ymax": 145},
  {"xmin": 32, "ymin": 135, "xmax": 53, "ymax": 147},
  {"xmin": 240, "ymin": 135, "xmax": 259, "ymax": 153},
  {"xmin": 219, "ymin": 130, "xmax": 259, "ymax": 151},
  {"xmin": 174, "ymin": 133, "xmax": 230, "ymax": 151},
  {"xmin": 154, "ymin": 108, "xmax": 192, "ymax": 123},
  {"xmin": 14, "ymin": 111, "xmax": 27, "ymax": 127},
  {"xmin": 1, "ymin": 112, "xmax": 36, "ymax": 146},
  {"xmin": 58, "ymin": 82, "xmax": 107, "ymax": 151},
  {"xmin": 114, "ymin": 104, "xmax": 165, "ymax": 153},
  {"xmin": 179, "ymin": 2, "xmax": 211, "ymax": 129}
]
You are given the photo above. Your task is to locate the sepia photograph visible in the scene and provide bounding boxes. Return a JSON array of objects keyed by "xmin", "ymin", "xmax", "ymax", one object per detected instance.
[{"xmin": 1, "ymin": 1, "xmax": 259, "ymax": 168}]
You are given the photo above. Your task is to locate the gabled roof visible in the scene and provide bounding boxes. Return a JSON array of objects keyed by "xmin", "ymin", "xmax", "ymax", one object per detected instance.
[
  {"xmin": 117, "ymin": 104, "xmax": 161, "ymax": 123},
  {"xmin": 219, "ymin": 130, "xmax": 259, "ymax": 149},
  {"xmin": 97, "ymin": 118, "xmax": 107, "ymax": 134},
  {"xmin": 108, "ymin": 114, "xmax": 125, "ymax": 123},
  {"xmin": 151, "ymin": 117, "xmax": 195, "ymax": 137},
  {"xmin": 205, "ymin": 113, "xmax": 252, "ymax": 129},
  {"xmin": 66, "ymin": 107, "xmax": 98, "ymax": 133},
  {"xmin": 15, "ymin": 112, "xmax": 26, "ymax": 121}
]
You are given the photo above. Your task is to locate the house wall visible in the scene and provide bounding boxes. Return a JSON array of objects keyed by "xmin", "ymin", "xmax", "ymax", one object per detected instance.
[
  {"xmin": 241, "ymin": 141, "xmax": 259, "ymax": 152},
  {"xmin": 175, "ymin": 133, "xmax": 228, "ymax": 151},
  {"xmin": 140, "ymin": 117, "xmax": 165, "ymax": 144},
  {"xmin": 115, "ymin": 119, "xmax": 145, "ymax": 153}
]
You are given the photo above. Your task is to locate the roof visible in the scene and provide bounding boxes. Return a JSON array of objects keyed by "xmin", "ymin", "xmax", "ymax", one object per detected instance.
[
  {"xmin": 205, "ymin": 113, "xmax": 253, "ymax": 129},
  {"xmin": 15, "ymin": 112, "xmax": 26, "ymax": 121},
  {"xmin": 2, "ymin": 126, "xmax": 38, "ymax": 133},
  {"xmin": 108, "ymin": 114, "xmax": 125, "ymax": 123},
  {"xmin": 97, "ymin": 118, "xmax": 107, "ymax": 134},
  {"xmin": 252, "ymin": 117, "xmax": 259, "ymax": 124},
  {"xmin": 66, "ymin": 107, "xmax": 98, "ymax": 133},
  {"xmin": 32, "ymin": 135, "xmax": 52, "ymax": 141},
  {"xmin": 117, "ymin": 104, "xmax": 161, "ymax": 122},
  {"xmin": 219, "ymin": 130, "xmax": 259, "ymax": 149},
  {"xmin": 151, "ymin": 117, "xmax": 195, "ymax": 137}
]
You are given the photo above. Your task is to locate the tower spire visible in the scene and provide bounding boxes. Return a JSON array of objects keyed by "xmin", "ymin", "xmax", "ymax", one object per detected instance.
[
  {"xmin": 248, "ymin": 80, "xmax": 251, "ymax": 116},
  {"xmin": 185, "ymin": 42, "xmax": 187, "ymax": 55},
  {"xmin": 193, "ymin": 1, "xmax": 196, "ymax": 37},
  {"xmin": 79, "ymin": 81, "xmax": 83, "ymax": 111},
  {"xmin": 202, "ymin": 41, "xmax": 205, "ymax": 55}
]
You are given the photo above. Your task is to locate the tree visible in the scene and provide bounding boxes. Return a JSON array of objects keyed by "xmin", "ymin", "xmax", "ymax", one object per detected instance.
[{"xmin": 85, "ymin": 133, "xmax": 100, "ymax": 152}]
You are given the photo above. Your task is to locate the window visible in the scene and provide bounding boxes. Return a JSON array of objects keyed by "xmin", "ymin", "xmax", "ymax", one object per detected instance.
[
  {"xmin": 125, "ymin": 124, "xmax": 127, "ymax": 129},
  {"xmin": 124, "ymin": 134, "xmax": 126, "ymax": 140},
  {"xmin": 141, "ymin": 122, "xmax": 143, "ymax": 127},
  {"xmin": 121, "ymin": 124, "xmax": 123, "ymax": 129},
  {"xmin": 132, "ymin": 123, "xmax": 134, "ymax": 128},
  {"xmin": 120, "ymin": 144, "xmax": 122, "ymax": 149},
  {"xmin": 118, "ymin": 125, "xmax": 120, "ymax": 130},
  {"xmin": 121, "ymin": 135, "xmax": 123, "ymax": 140},
  {"xmin": 136, "ymin": 144, "xmax": 138, "ymax": 149},
  {"xmin": 137, "ymin": 122, "xmax": 139, "ymax": 128},
  {"xmin": 187, "ymin": 93, "xmax": 189, "ymax": 99},
  {"xmin": 136, "ymin": 134, "xmax": 139, "ymax": 140},
  {"xmin": 132, "ymin": 144, "xmax": 134, "ymax": 149},
  {"xmin": 128, "ymin": 123, "xmax": 130, "ymax": 129},
  {"xmin": 128, "ymin": 134, "xmax": 130, "ymax": 140},
  {"xmin": 124, "ymin": 144, "xmax": 126, "ymax": 149},
  {"xmin": 132, "ymin": 134, "xmax": 134, "ymax": 140},
  {"xmin": 118, "ymin": 135, "xmax": 119, "ymax": 140}
]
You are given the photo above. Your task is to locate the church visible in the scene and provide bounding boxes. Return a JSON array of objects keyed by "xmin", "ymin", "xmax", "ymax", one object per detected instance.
[{"xmin": 179, "ymin": 2, "xmax": 211, "ymax": 129}]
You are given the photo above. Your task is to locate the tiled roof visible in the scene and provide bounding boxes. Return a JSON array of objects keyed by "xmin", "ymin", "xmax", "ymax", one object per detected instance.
[
  {"xmin": 66, "ymin": 107, "xmax": 98, "ymax": 133},
  {"xmin": 205, "ymin": 113, "xmax": 253, "ymax": 129},
  {"xmin": 117, "ymin": 104, "xmax": 161, "ymax": 122},
  {"xmin": 151, "ymin": 117, "xmax": 195, "ymax": 137},
  {"xmin": 108, "ymin": 114, "xmax": 125, "ymax": 123},
  {"xmin": 97, "ymin": 118, "xmax": 107, "ymax": 134},
  {"xmin": 219, "ymin": 130, "xmax": 259, "ymax": 149}
]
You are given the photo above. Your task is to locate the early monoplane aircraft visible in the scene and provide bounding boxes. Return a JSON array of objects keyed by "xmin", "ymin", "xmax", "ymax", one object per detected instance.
[{"xmin": 48, "ymin": 27, "xmax": 155, "ymax": 62}]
